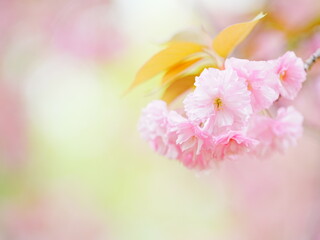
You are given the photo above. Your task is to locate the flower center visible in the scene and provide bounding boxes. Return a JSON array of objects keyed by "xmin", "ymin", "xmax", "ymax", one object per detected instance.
[
  {"xmin": 279, "ymin": 70, "xmax": 287, "ymax": 81},
  {"xmin": 213, "ymin": 98, "xmax": 223, "ymax": 110}
]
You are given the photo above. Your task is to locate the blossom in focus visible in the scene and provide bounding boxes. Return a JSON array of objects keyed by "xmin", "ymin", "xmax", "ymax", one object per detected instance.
[
  {"xmin": 169, "ymin": 112, "xmax": 213, "ymax": 169},
  {"xmin": 138, "ymin": 50, "xmax": 306, "ymax": 170},
  {"xmin": 225, "ymin": 58, "xmax": 279, "ymax": 112},
  {"xmin": 184, "ymin": 68, "xmax": 252, "ymax": 130},
  {"xmin": 272, "ymin": 51, "xmax": 306, "ymax": 100}
]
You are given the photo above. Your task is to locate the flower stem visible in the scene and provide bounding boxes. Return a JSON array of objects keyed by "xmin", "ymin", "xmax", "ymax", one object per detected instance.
[{"xmin": 304, "ymin": 48, "xmax": 320, "ymax": 71}]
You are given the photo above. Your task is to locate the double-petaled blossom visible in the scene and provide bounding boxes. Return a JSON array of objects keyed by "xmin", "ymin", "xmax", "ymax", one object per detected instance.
[
  {"xmin": 138, "ymin": 51, "xmax": 305, "ymax": 170},
  {"xmin": 248, "ymin": 106, "xmax": 304, "ymax": 157},
  {"xmin": 184, "ymin": 68, "xmax": 252, "ymax": 130},
  {"xmin": 213, "ymin": 131, "xmax": 258, "ymax": 160},
  {"xmin": 225, "ymin": 58, "xmax": 279, "ymax": 112},
  {"xmin": 168, "ymin": 111, "xmax": 214, "ymax": 169},
  {"xmin": 269, "ymin": 107, "xmax": 304, "ymax": 152},
  {"xmin": 271, "ymin": 51, "xmax": 306, "ymax": 100},
  {"xmin": 138, "ymin": 100, "xmax": 180, "ymax": 159}
]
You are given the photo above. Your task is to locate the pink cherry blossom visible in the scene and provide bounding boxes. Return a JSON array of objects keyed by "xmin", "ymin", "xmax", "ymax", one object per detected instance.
[
  {"xmin": 272, "ymin": 51, "xmax": 306, "ymax": 100},
  {"xmin": 272, "ymin": 106, "xmax": 304, "ymax": 149},
  {"xmin": 168, "ymin": 112, "xmax": 213, "ymax": 169},
  {"xmin": 184, "ymin": 68, "xmax": 252, "ymax": 130},
  {"xmin": 213, "ymin": 131, "xmax": 258, "ymax": 160},
  {"xmin": 225, "ymin": 58, "xmax": 279, "ymax": 112},
  {"xmin": 138, "ymin": 53, "xmax": 307, "ymax": 169},
  {"xmin": 138, "ymin": 100, "xmax": 180, "ymax": 159},
  {"xmin": 249, "ymin": 106, "xmax": 304, "ymax": 157}
]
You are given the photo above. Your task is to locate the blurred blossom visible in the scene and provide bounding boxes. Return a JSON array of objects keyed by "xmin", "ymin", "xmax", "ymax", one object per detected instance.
[
  {"xmin": 268, "ymin": 0, "xmax": 320, "ymax": 31},
  {"xmin": 239, "ymin": 28, "xmax": 287, "ymax": 60},
  {"xmin": 0, "ymin": 0, "xmax": 20, "ymax": 55},
  {"xmin": 294, "ymin": 76, "xmax": 320, "ymax": 129},
  {"xmin": 297, "ymin": 32, "xmax": 320, "ymax": 59},
  {"xmin": 0, "ymin": 81, "xmax": 27, "ymax": 169},
  {"xmin": 220, "ymin": 133, "xmax": 320, "ymax": 240},
  {"xmin": 0, "ymin": 0, "xmax": 125, "ymax": 63},
  {"xmin": 1, "ymin": 190, "xmax": 110, "ymax": 240},
  {"xmin": 48, "ymin": 0, "xmax": 125, "ymax": 61}
]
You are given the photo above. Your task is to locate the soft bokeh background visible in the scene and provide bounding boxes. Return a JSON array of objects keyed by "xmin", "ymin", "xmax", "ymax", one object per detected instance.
[{"xmin": 0, "ymin": 0, "xmax": 319, "ymax": 239}]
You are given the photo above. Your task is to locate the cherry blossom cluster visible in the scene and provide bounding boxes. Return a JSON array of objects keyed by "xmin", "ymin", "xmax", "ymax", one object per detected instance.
[{"xmin": 139, "ymin": 52, "xmax": 306, "ymax": 170}]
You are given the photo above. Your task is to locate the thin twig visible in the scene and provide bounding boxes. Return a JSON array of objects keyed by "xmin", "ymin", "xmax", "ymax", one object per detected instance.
[{"xmin": 304, "ymin": 48, "xmax": 320, "ymax": 71}]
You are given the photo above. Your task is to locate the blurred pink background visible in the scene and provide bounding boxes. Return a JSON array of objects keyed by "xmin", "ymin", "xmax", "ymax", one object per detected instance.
[{"xmin": 0, "ymin": 0, "xmax": 319, "ymax": 239}]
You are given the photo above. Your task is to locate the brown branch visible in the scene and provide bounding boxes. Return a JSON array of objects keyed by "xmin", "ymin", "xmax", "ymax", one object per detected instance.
[{"xmin": 304, "ymin": 48, "xmax": 320, "ymax": 71}]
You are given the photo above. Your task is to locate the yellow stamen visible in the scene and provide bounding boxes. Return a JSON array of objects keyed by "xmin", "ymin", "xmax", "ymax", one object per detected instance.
[{"xmin": 213, "ymin": 98, "xmax": 223, "ymax": 110}]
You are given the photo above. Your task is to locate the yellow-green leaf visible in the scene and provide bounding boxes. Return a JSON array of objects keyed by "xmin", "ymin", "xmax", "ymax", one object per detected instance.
[
  {"xmin": 213, "ymin": 12, "xmax": 266, "ymax": 58},
  {"xmin": 127, "ymin": 42, "xmax": 204, "ymax": 92},
  {"xmin": 162, "ymin": 57, "xmax": 202, "ymax": 84},
  {"xmin": 162, "ymin": 75, "xmax": 196, "ymax": 104}
]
